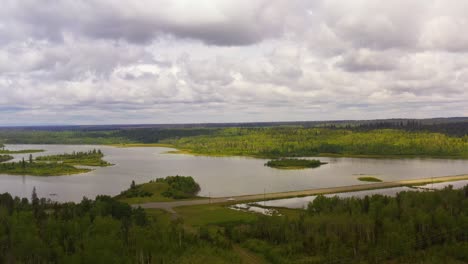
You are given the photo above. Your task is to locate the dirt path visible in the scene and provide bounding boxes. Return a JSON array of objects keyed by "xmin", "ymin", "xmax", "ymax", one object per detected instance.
[
  {"xmin": 232, "ymin": 244, "xmax": 266, "ymax": 264},
  {"xmin": 135, "ymin": 174, "xmax": 468, "ymax": 212}
]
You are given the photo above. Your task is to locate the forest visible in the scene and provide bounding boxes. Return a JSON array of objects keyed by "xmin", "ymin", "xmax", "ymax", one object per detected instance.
[
  {"xmin": 226, "ymin": 185, "xmax": 468, "ymax": 263},
  {"xmin": 0, "ymin": 191, "xmax": 239, "ymax": 263},
  {"xmin": 165, "ymin": 127, "xmax": 468, "ymax": 158},
  {"xmin": 0, "ymin": 185, "xmax": 466, "ymax": 263}
]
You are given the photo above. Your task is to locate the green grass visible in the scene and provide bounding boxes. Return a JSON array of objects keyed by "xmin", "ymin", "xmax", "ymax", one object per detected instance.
[
  {"xmin": 357, "ymin": 176, "xmax": 383, "ymax": 182},
  {"xmin": 176, "ymin": 204, "xmax": 259, "ymax": 227},
  {"xmin": 0, "ymin": 149, "xmax": 44, "ymax": 154},
  {"xmin": 0, "ymin": 162, "xmax": 90, "ymax": 176}
]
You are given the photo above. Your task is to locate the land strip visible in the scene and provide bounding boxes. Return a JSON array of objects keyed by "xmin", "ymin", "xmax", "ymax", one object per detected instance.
[{"xmin": 136, "ymin": 174, "xmax": 468, "ymax": 212}]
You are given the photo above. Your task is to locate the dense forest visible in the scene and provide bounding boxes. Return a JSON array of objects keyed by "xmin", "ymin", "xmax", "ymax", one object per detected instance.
[
  {"xmin": 1, "ymin": 186, "xmax": 467, "ymax": 263},
  {"xmin": 165, "ymin": 128, "xmax": 468, "ymax": 158},
  {"xmin": 0, "ymin": 119, "xmax": 467, "ymax": 159},
  {"xmin": 0, "ymin": 192, "xmax": 239, "ymax": 263},
  {"xmin": 226, "ymin": 185, "xmax": 468, "ymax": 263}
]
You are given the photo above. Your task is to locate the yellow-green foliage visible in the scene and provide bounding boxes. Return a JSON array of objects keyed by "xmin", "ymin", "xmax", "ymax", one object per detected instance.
[{"xmin": 165, "ymin": 128, "xmax": 468, "ymax": 158}]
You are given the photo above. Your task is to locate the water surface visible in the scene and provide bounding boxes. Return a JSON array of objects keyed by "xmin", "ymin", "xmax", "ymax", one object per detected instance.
[{"xmin": 1, "ymin": 144, "xmax": 467, "ymax": 202}]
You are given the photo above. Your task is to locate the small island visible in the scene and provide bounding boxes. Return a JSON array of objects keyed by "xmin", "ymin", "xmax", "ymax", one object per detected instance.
[
  {"xmin": 0, "ymin": 160, "xmax": 90, "ymax": 176},
  {"xmin": 36, "ymin": 149, "xmax": 111, "ymax": 166},
  {"xmin": 117, "ymin": 175, "xmax": 201, "ymax": 204},
  {"xmin": 0, "ymin": 155, "xmax": 14, "ymax": 162},
  {"xmin": 0, "ymin": 149, "xmax": 110, "ymax": 176},
  {"xmin": 265, "ymin": 158, "xmax": 327, "ymax": 169},
  {"xmin": 357, "ymin": 176, "xmax": 383, "ymax": 182}
]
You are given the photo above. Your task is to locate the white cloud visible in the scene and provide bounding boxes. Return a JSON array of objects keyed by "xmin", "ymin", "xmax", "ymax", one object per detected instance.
[{"xmin": 0, "ymin": 0, "xmax": 467, "ymax": 125}]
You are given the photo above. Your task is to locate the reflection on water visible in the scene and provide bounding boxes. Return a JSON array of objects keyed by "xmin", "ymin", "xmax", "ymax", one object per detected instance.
[
  {"xmin": 256, "ymin": 180, "xmax": 468, "ymax": 209},
  {"xmin": 1, "ymin": 144, "xmax": 468, "ymax": 202}
]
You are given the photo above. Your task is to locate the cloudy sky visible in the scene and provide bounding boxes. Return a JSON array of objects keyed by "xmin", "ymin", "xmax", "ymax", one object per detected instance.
[{"xmin": 1, "ymin": 0, "xmax": 467, "ymax": 125}]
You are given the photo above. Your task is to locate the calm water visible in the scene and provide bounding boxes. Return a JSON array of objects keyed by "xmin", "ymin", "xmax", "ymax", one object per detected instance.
[
  {"xmin": 1, "ymin": 144, "xmax": 468, "ymax": 202},
  {"xmin": 255, "ymin": 180, "xmax": 468, "ymax": 209}
]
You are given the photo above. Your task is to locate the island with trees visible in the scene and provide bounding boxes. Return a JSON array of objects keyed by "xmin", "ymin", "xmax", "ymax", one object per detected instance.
[
  {"xmin": 117, "ymin": 175, "xmax": 201, "ymax": 204},
  {"xmin": 265, "ymin": 158, "xmax": 327, "ymax": 169},
  {"xmin": 0, "ymin": 149, "xmax": 110, "ymax": 176},
  {"xmin": 35, "ymin": 149, "xmax": 111, "ymax": 166},
  {"xmin": 357, "ymin": 176, "xmax": 383, "ymax": 182}
]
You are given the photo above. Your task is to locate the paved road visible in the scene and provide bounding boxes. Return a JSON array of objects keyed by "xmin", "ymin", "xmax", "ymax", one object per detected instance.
[{"xmin": 135, "ymin": 174, "xmax": 468, "ymax": 212}]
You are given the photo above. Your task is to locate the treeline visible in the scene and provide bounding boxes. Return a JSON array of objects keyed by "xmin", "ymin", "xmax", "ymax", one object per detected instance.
[
  {"xmin": 225, "ymin": 185, "xmax": 468, "ymax": 263},
  {"xmin": 343, "ymin": 121, "xmax": 468, "ymax": 137},
  {"xmin": 113, "ymin": 128, "xmax": 219, "ymax": 143},
  {"xmin": 0, "ymin": 191, "xmax": 239, "ymax": 263},
  {"xmin": 165, "ymin": 127, "xmax": 468, "ymax": 158}
]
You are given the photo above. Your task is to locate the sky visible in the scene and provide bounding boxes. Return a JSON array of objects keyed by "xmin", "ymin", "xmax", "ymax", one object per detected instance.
[{"xmin": 1, "ymin": 0, "xmax": 467, "ymax": 125}]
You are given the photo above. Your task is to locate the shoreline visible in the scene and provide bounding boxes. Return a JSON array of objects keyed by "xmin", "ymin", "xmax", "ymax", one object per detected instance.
[
  {"xmin": 136, "ymin": 174, "xmax": 468, "ymax": 212},
  {"xmin": 4, "ymin": 143, "xmax": 468, "ymax": 160}
]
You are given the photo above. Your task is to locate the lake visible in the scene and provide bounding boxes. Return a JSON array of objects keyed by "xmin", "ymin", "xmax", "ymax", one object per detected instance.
[
  {"xmin": 1, "ymin": 144, "xmax": 468, "ymax": 202},
  {"xmin": 252, "ymin": 180, "xmax": 468, "ymax": 210}
]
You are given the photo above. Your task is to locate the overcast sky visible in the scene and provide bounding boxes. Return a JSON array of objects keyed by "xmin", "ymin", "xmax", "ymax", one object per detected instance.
[{"xmin": 1, "ymin": 0, "xmax": 467, "ymax": 125}]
